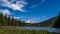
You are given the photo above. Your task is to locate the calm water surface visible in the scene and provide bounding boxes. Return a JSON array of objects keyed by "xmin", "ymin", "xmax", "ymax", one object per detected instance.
[{"xmin": 16, "ymin": 27, "xmax": 60, "ymax": 33}]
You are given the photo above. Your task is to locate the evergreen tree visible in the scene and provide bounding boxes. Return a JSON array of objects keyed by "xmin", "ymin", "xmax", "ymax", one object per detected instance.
[{"xmin": 0, "ymin": 13, "xmax": 26, "ymax": 26}]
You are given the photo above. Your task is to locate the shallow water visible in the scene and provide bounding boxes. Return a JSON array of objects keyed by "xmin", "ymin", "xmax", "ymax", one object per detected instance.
[{"xmin": 16, "ymin": 27, "xmax": 60, "ymax": 33}]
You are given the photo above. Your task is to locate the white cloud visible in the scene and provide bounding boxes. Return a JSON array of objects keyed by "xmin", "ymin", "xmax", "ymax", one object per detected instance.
[
  {"xmin": 0, "ymin": 9, "xmax": 11, "ymax": 15},
  {"xmin": 10, "ymin": 4, "xmax": 24, "ymax": 11},
  {"xmin": 0, "ymin": 0, "xmax": 28, "ymax": 12},
  {"xmin": 14, "ymin": 17, "xmax": 20, "ymax": 19},
  {"xmin": 13, "ymin": 16, "xmax": 24, "ymax": 19},
  {"xmin": 30, "ymin": 0, "xmax": 46, "ymax": 8},
  {"xmin": 41, "ymin": 16, "xmax": 47, "ymax": 20},
  {"xmin": 26, "ymin": 20, "xmax": 34, "ymax": 23}
]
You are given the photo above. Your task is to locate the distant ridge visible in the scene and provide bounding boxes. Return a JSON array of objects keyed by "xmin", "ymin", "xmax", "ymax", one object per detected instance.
[
  {"xmin": 37, "ymin": 16, "xmax": 57, "ymax": 27},
  {"xmin": 38, "ymin": 12, "xmax": 60, "ymax": 28}
]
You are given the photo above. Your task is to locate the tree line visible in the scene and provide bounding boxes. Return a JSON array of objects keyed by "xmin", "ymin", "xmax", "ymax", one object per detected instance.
[
  {"xmin": 0, "ymin": 13, "xmax": 26, "ymax": 26},
  {"xmin": 1, "ymin": 12, "xmax": 52, "ymax": 27}
]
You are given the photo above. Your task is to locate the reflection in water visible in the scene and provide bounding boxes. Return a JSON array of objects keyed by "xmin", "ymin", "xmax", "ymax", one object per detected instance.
[
  {"xmin": 55, "ymin": 28, "xmax": 60, "ymax": 33},
  {"xmin": 16, "ymin": 27, "xmax": 60, "ymax": 33}
]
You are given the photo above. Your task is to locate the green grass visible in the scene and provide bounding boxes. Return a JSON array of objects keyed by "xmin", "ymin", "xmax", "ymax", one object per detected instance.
[
  {"xmin": 1, "ymin": 26, "xmax": 60, "ymax": 34},
  {"xmin": 0, "ymin": 26, "xmax": 49, "ymax": 34}
]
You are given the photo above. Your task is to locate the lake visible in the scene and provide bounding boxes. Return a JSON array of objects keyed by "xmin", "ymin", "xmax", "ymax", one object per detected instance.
[{"xmin": 16, "ymin": 27, "xmax": 60, "ymax": 33}]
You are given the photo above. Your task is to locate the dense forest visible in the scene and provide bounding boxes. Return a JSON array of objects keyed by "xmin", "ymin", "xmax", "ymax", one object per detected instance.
[
  {"xmin": 0, "ymin": 13, "xmax": 26, "ymax": 26},
  {"xmin": 0, "ymin": 13, "xmax": 37, "ymax": 26}
]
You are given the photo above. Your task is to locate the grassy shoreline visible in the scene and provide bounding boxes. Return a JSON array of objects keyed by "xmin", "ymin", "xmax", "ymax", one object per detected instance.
[
  {"xmin": 0, "ymin": 26, "xmax": 49, "ymax": 34},
  {"xmin": 0, "ymin": 26, "xmax": 60, "ymax": 34}
]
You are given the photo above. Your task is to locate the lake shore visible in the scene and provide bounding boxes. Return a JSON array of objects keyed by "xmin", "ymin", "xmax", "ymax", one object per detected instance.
[{"xmin": 0, "ymin": 26, "xmax": 60, "ymax": 34}]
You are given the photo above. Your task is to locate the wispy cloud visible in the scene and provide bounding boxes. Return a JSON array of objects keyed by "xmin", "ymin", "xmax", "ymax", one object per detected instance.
[
  {"xmin": 30, "ymin": 0, "xmax": 46, "ymax": 8},
  {"xmin": 25, "ymin": 16, "xmax": 47, "ymax": 23},
  {"xmin": 41, "ymin": 16, "xmax": 47, "ymax": 20},
  {"xmin": 13, "ymin": 16, "xmax": 25, "ymax": 20},
  {"xmin": 0, "ymin": 0, "xmax": 28, "ymax": 12},
  {"xmin": 0, "ymin": 9, "xmax": 12, "ymax": 15}
]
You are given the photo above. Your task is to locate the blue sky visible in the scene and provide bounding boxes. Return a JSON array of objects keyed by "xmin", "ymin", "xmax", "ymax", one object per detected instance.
[{"xmin": 0, "ymin": 0, "xmax": 60, "ymax": 23}]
